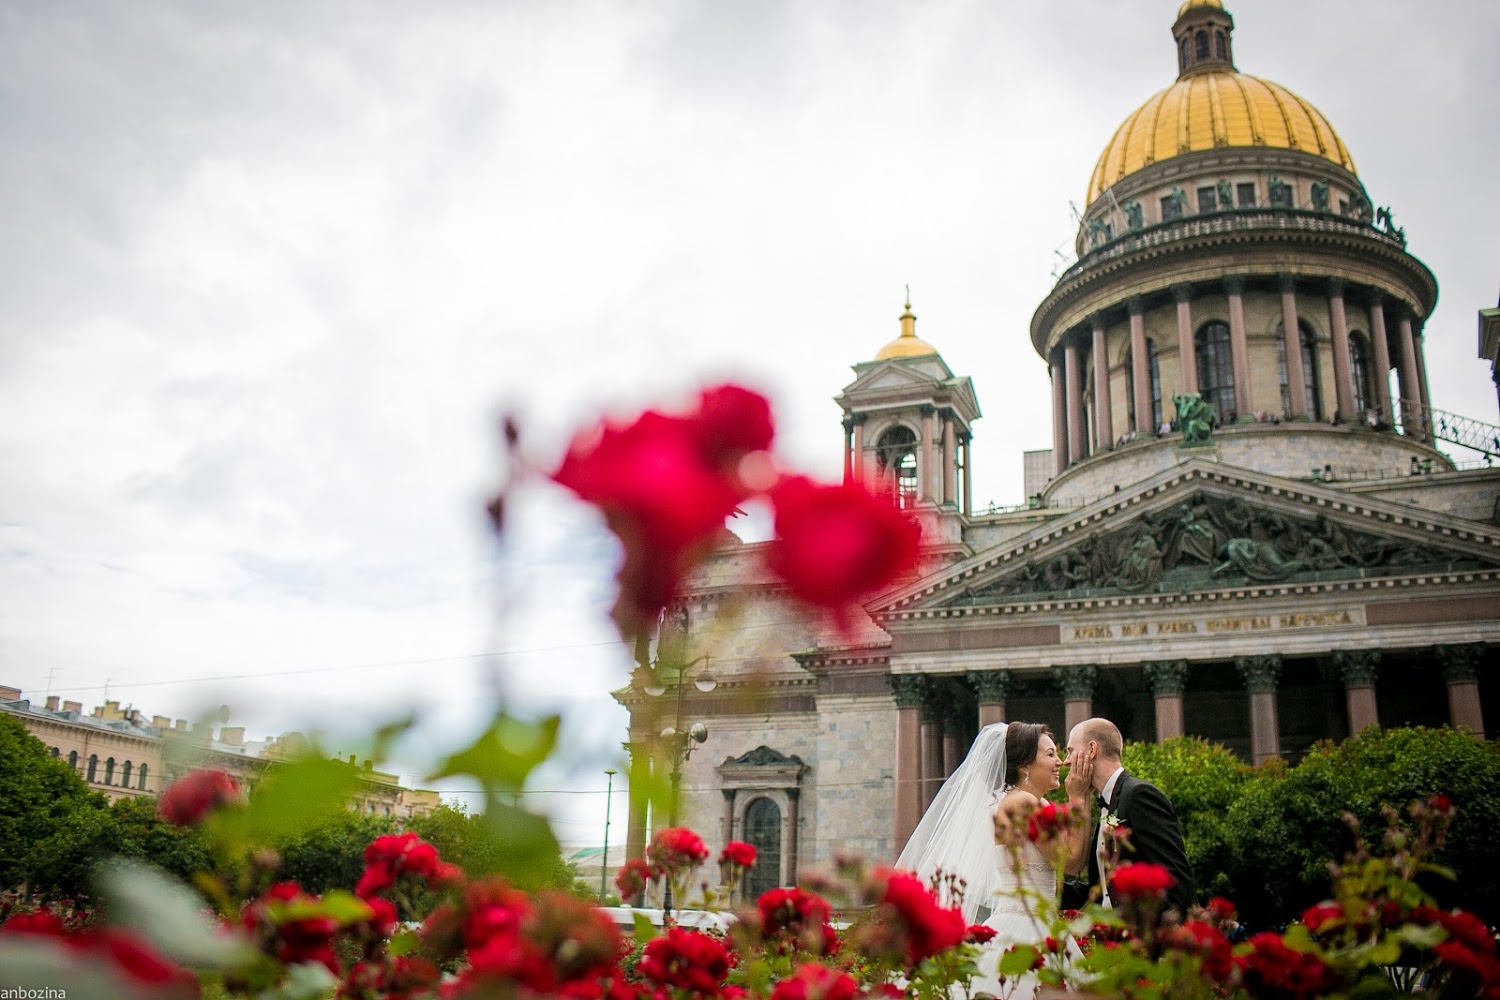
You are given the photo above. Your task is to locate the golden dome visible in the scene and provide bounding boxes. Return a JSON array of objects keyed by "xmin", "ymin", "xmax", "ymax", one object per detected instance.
[
  {"xmin": 874, "ymin": 301, "xmax": 939, "ymax": 360},
  {"xmin": 1176, "ymin": 0, "xmax": 1223, "ymax": 16},
  {"xmin": 1086, "ymin": 69, "xmax": 1356, "ymax": 206}
]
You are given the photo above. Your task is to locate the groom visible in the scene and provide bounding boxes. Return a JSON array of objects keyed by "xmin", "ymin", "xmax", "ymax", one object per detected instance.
[{"xmin": 1062, "ymin": 717, "xmax": 1194, "ymax": 916}]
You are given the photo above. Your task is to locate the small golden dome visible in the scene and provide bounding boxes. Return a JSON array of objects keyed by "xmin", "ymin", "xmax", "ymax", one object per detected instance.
[
  {"xmin": 874, "ymin": 300, "xmax": 939, "ymax": 361},
  {"xmin": 1176, "ymin": 0, "xmax": 1224, "ymax": 17},
  {"xmin": 1086, "ymin": 69, "xmax": 1356, "ymax": 206}
]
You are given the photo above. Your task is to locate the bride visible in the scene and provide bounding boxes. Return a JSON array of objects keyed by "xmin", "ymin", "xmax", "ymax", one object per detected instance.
[{"xmin": 895, "ymin": 722, "xmax": 1090, "ymax": 999}]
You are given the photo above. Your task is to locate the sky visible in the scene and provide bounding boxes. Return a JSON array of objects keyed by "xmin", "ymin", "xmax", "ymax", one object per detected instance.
[{"xmin": 2, "ymin": 0, "xmax": 1497, "ymax": 848}]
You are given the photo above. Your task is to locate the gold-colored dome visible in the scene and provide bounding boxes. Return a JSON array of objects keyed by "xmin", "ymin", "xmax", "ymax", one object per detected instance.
[
  {"xmin": 1086, "ymin": 69, "xmax": 1357, "ymax": 206},
  {"xmin": 1176, "ymin": 0, "xmax": 1223, "ymax": 17},
  {"xmin": 874, "ymin": 301, "xmax": 939, "ymax": 360}
]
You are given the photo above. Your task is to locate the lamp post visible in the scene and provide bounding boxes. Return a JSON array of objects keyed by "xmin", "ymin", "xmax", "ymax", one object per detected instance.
[
  {"xmin": 640, "ymin": 653, "xmax": 716, "ymax": 913},
  {"xmin": 600, "ymin": 769, "xmax": 617, "ymax": 903}
]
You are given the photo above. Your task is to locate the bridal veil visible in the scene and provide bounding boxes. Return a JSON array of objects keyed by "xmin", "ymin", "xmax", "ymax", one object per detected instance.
[{"xmin": 894, "ymin": 721, "xmax": 1008, "ymax": 924}]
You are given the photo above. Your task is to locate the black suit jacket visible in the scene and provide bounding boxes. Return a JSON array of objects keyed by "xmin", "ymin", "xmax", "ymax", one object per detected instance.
[{"xmin": 1070, "ymin": 771, "xmax": 1195, "ymax": 915}]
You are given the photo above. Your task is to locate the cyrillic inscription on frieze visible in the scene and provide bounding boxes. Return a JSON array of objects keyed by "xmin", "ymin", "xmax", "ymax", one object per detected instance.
[{"xmin": 1067, "ymin": 608, "xmax": 1357, "ymax": 642}]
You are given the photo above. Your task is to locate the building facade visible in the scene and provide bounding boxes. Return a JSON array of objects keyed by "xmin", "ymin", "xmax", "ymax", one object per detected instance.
[{"xmin": 614, "ymin": 0, "xmax": 1500, "ymax": 897}]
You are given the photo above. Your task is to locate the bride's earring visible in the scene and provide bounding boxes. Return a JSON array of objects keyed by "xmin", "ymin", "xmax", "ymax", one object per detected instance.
[{"xmin": 1020, "ymin": 768, "xmax": 1029, "ymax": 789}]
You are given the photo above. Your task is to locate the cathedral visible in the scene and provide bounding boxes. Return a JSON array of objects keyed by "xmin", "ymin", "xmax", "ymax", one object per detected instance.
[{"xmin": 616, "ymin": 0, "xmax": 1500, "ymax": 900}]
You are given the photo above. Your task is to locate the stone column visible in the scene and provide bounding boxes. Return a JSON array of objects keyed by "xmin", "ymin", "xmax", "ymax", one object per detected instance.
[
  {"xmin": 721, "ymin": 789, "xmax": 737, "ymax": 845},
  {"xmin": 1091, "ymin": 314, "xmax": 1113, "ymax": 449},
  {"xmin": 851, "ymin": 416, "xmax": 867, "ymax": 484},
  {"xmin": 968, "ymin": 669, "xmax": 1012, "ymax": 728},
  {"xmin": 1334, "ymin": 650, "xmax": 1381, "ymax": 733},
  {"xmin": 784, "ymin": 789, "xmax": 800, "ymax": 885},
  {"xmin": 1368, "ymin": 295, "xmax": 1394, "ymax": 425},
  {"xmin": 1437, "ymin": 644, "xmax": 1486, "ymax": 735},
  {"xmin": 1236, "ymin": 655, "xmax": 1283, "ymax": 764},
  {"xmin": 920, "ymin": 689, "xmax": 944, "ymax": 809},
  {"xmin": 1174, "ymin": 283, "xmax": 1198, "ymax": 396},
  {"xmin": 1144, "ymin": 660, "xmax": 1189, "ymax": 741},
  {"xmin": 889, "ymin": 675, "xmax": 926, "ymax": 852},
  {"xmin": 1280, "ymin": 276, "xmax": 1309, "ymax": 419},
  {"xmin": 1130, "ymin": 296, "xmax": 1152, "ymax": 434},
  {"xmin": 919, "ymin": 406, "xmax": 936, "ymax": 502},
  {"xmin": 1416, "ymin": 324, "xmax": 1435, "ymax": 444},
  {"xmin": 1396, "ymin": 313, "xmax": 1424, "ymax": 438},
  {"xmin": 1051, "ymin": 351, "xmax": 1069, "ymax": 474},
  {"xmin": 1328, "ymin": 279, "xmax": 1357, "ymax": 422},
  {"xmin": 1065, "ymin": 336, "xmax": 1087, "ymax": 461},
  {"xmin": 942, "ymin": 699, "xmax": 965, "ymax": 777},
  {"xmin": 960, "ymin": 433, "xmax": 973, "ymax": 515},
  {"xmin": 1053, "ymin": 664, "xmax": 1098, "ymax": 735},
  {"xmin": 942, "ymin": 414, "xmax": 957, "ymax": 505},
  {"xmin": 1226, "ymin": 277, "xmax": 1253, "ymax": 420},
  {"xmin": 842, "ymin": 418, "xmax": 855, "ymax": 485}
]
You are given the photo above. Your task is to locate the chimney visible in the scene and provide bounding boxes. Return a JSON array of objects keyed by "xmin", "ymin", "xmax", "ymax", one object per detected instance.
[
  {"xmin": 220, "ymin": 726, "xmax": 245, "ymax": 746},
  {"xmin": 152, "ymin": 715, "xmax": 171, "ymax": 730},
  {"xmin": 63, "ymin": 700, "xmax": 83, "ymax": 713},
  {"xmin": 0, "ymin": 685, "xmax": 21, "ymax": 701},
  {"xmin": 174, "ymin": 719, "xmax": 187, "ymax": 731},
  {"xmin": 46, "ymin": 696, "xmax": 60, "ymax": 711}
]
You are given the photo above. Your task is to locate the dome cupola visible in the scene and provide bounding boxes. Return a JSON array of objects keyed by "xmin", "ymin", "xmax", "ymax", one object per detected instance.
[{"xmin": 1173, "ymin": 0, "xmax": 1235, "ymax": 77}]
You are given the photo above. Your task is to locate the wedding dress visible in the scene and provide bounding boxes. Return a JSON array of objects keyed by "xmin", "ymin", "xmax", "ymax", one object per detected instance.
[{"xmin": 966, "ymin": 839, "xmax": 1058, "ymax": 999}]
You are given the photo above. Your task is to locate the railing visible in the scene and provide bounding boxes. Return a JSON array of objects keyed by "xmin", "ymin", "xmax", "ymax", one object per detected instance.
[{"xmin": 1394, "ymin": 399, "xmax": 1500, "ymax": 457}]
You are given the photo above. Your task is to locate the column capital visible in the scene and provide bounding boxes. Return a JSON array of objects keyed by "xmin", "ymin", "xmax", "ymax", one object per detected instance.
[
  {"xmin": 1223, "ymin": 276, "xmax": 1246, "ymax": 296},
  {"xmin": 1052, "ymin": 664, "xmax": 1098, "ymax": 701},
  {"xmin": 721, "ymin": 788, "xmax": 736, "ymax": 803},
  {"xmin": 966, "ymin": 669, "xmax": 1012, "ymax": 704},
  {"xmin": 1278, "ymin": 273, "xmax": 1298, "ymax": 294},
  {"xmin": 842, "ymin": 416, "xmax": 856, "ymax": 433},
  {"xmin": 1333, "ymin": 650, "xmax": 1380, "ymax": 689},
  {"xmin": 1236, "ymin": 654, "xmax": 1283, "ymax": 693},
  {"xmin": 1128, "ymin": 295, "xmax": 1145, "ymax": 317},
  {"xmin": 1365, "ymin": 289, "xmax": 1385, "ymax": 309},
  {"xmin": 1090, "ymin": 311, "xmax": 1108, "ymax": 332},
  {"xmin": 920, "ymin": 404, "xmax": 937, "ymax": 417},
  {"xmin": 785, "ymin": 787, "xmax": 801, "ymax": 802},
  {"xmin": 1144, "ymin": 659, "xmax": 1190, "ymax": 697},
  {"xmin": 851, "ymin": 412, "xmax": 868, "ymax": 426},
  {"xmin": 1171, "ymin": 282, "xmax": 1194, "ymax": 303},
  {"xmin": 920, "ymin": 688, "xmax": 945, "ymax": 723},
  {"xmin": 1437, "ymin": 644, "xmax": 1485, "ymax": 684},
  {"xmin": 888, "ymin": 674, "xmax": 928, "ymax": 708},
  {"xmin": 1327, "ymin": 277, "xmax": 1346, "ymax": 297}
]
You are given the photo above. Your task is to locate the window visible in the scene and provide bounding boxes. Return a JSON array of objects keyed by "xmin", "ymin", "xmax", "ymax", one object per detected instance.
[
  {"xmin": 1179, "ymin": 37, "xmax": 1190, "ymax": 72},
  {"xmin": 50, "ymin": 746, "xmax": 60, "ymax": 756},
  {"xmin": 875, "ymin": 426, "xmax": 919, "ymax": 508},
  {"xmin": 1161, "ymin": 192, "xmax": 1185, "ymax": 222},
  {"xmin": 1195, "ymin": 322, "xmax": 1236, "ymax": 424},
  {"xmin": 138, "ymin": 763, "xmax": 149, "ymax": 791},
  {"xmin": 121, "ymin": 761, "xmax": 133, "ymax": 788},
  {"xmin": 1124, "ymin": 338, "xmax": 1164, "ymax": 433},
  {"xmin": 743, "ymin": 798, "xmax": 782, "ymax": 900},
  {"xmin": 1197, "ymin": 186, "xmax": 1217, "ymax": 213},
  {"xmin": 87, "ymin": 754, "xmax": 98, "ymax": 782},
  {"xmin": 68, "ymin": 750, "xmax": 78, "ymax": 771},
  {"xmin": 1350, "ymin": 332, "xmax": 1373, "ymax": 417},
  {"xmin": 1277, "ymin": 322, "xmax": 1323, "ymax": 419},
  {"xmin": 1195, "ymin": 30, "xmax": 1209, "ymax": 60},
  {"xmin": 104, "ymin": 757, "xmax": 115, "ymax": 785},
  {"xmin": 1236, "ymin": 183, "xmax": 1257, "ymax": 209},
  {"xmin": 1214, "ymin": 30, "xmax": 1227, "ymax": 60},
  {"xmin": 1269, "ymin": 177, "xmax": 1293, "ymax": 209}
]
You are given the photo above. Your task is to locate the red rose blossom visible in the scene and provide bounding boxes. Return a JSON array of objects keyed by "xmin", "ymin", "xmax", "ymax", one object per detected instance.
[
  {"xmin": 158, "ymin": 768, "xmax": 241, "ymax": 827},
  {"xmin": 647, "ymin": 826, "xmax": 710, "ymax": 878},
  {"xmin": 769, "ymin": 962, "xmax": 858, "ymax": 1000},
  {"xmin": 1026, "ymin": 801, "xmax": 1074, "ymax": 843},
  {"xmin": 1234, "ymin": 931, "xmax": 1341, "ymax": 999},
  {"xmin": 766, "ymin": 476, "xmax": 921, "ymax": 631},
  {"xmin": 615, "ymin": 857, "xmax": 652, "ymax": 900},
  {"xmin": 356, "ymin": 831, "xmax": 447, "ymax": 898},
  {"xmin": 965, "ymin": 924, "xmax": 997, "ymax": 945},
  {"xmin": 758, "ymin": 886, "xmax": 838, "ymax": 955},
  {"xmin": 720, "ymin": 840, "xmax": 758, "ymax": 869},
  {"xmin": 638, "ymin": 926, "xmax": 732, "ymax": 996},
  {"xmin": 1301, "ymin": 902, "xmax": 1344, "ymax": 935},
  {"xmin": 1109, "ymin": 862, "xmax": 1175, "ymax": 900},
  {"xmin": 863, "ymin": 867, "xmax": 967, "ymax": 966},
  {"xmin": 1162, "ymin": 919, "xmax": 1233, "ymax": 981}
]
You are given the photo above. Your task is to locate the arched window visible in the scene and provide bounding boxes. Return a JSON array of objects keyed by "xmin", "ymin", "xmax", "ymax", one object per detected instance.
[
  {"xmin": 875, "ymin": 426, "xmax": 919, "ymax": 509},
  {"xmin": 50, "ymin": 746, "xmax": 60, "ymax": 757},
  {"xmin": 1349, "ymin": 332, "xmax": 1373, "ymax": 418},
  {"xmin": 1277, "ymin": 322, "xmax": 1323, "ymax": 419},
  {"xmin": 1214, "ymin": 30, "xmax": 1227, "ymax": 60},
  {"xmin": 68, "ymin": 750, "xmax": 78, "ymax": 771},
  {"xmin": 1123, "ymin": 339, "xmax": 1164, "ymax": 434},
  {"xmin": 1195, "ymin": 30, "xmax": 1209, "ymax": 60},
  {"xmin": 104, "ymin": 757, "xmax": 115, "ymax": 785},
  {"xmin": 1195, "ymin": 321, "xmax": 1236, "ymax": 424},
  {"xmin": 121, "ymin": 761, "xmax": 133, "ymax": 788},
  {"xmin": 743, "ymin": 797, "xmax": 782, "ymax": 900},
  {"xmin": 1179, "ymin": 37, "xmax": 1190, "ymax": 72},
  {"xmin": 87, "ymin": 754, "xmax": 98, "ymax": 782},
  {"xmin": 138, "ymin": 763, "xmax": 149, "ymax": 791}
]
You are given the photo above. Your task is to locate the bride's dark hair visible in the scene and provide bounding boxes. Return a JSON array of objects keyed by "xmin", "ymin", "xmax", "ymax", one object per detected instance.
[{"xmin": 1003, "ymin": 722, "xmax": 1053, "ymax": 788}]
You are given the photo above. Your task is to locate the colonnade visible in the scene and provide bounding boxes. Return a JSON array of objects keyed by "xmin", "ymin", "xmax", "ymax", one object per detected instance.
[
  {"xmin": 842, "ymin": 411, "xmax": 973, "ymax": 514},
  {"xmin": 889, "ymin": 643, "xmax": 1486, "ymax": 850},
  {"xmin": 1047, "ymin": 277, "xmax": 1433, "ymax": 476}
]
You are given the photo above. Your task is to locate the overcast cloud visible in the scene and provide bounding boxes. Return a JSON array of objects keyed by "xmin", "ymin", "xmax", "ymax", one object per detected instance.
[{"xmin": 2, "ymin": 0, "xmax": 1496, "ymax": 840}]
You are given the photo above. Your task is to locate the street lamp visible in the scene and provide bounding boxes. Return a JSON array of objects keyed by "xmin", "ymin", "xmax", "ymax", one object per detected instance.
[
  {"xmin": 638, "ymin": 653, "xmax": 716, "ymax": 913},
  {"xmin": 600, "ymin": 769, "xmax": 617, "ymax": 902}
]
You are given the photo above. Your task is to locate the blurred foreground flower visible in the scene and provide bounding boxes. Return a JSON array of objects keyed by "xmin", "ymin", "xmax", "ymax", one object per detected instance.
[{"xmin": 157, "ymin": 768, "xmax": 242, "ymax": 827}]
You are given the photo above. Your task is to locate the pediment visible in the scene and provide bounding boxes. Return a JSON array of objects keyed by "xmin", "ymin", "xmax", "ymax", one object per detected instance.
[
  {"xmin": 876, "ymin": 462, "xmax": 1500, "ymax": 612},
  {"xmin": 840, "ymin": 360, "xmax": 946, "ymax": 397}
]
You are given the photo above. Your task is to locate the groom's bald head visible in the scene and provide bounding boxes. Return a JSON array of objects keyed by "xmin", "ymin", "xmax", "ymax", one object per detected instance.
[{"xmin": 1069, "ymin": 718, "xmax": 1123, "ymax": 763}]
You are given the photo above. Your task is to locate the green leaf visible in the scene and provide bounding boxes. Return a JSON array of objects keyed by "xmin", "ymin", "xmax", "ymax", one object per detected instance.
[
  {"xmin": 633, "ymin": 911, "xmax": 659, "ymax": 945},
  {"xmin": 474, "ymin": 800, "xmax": 562, "ymax": 889},
  {"xmin": 998, "ymin": 944, "xmax": 1039, "ymax": 976},
  {"xmin": 1397, "ymin": 922, "xmax": 1446, "ymax": 949},
  {"xmin": 97, "ymin": 859, "xmax": 258, "ymax": 969},
  {"xmin": 429, "ymin": 712, "xmax": 561, "ymax": 794},
  {"xmin": 254, "ymin": 960, "xmax": 339, "ymax": 1000},
  {"xmin": 213, "ymin": 754, "xmax": 362, "ymax": 850},
  {"xmin": 388, "ymin": 930, "xmax": 421, "ymax": 957}
]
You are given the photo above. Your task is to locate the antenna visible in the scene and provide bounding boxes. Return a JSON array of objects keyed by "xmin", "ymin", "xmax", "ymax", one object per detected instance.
[
  {"xmin": 1068, "ymin": 200, "xmax": 1083, "ymax": 225},
  {"xmin": 45, "ymin": 667, "xmax": 59, "ymax": 699}
]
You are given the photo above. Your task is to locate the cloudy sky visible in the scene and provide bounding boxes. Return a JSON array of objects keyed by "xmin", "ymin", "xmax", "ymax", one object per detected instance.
[{"xmin": 2, "ymin": 0, "xmax": 1497, "ymax": 844}]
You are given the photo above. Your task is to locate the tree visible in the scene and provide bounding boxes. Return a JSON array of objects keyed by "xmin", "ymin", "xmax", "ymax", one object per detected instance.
[{"xmin": 0, "ymin": 714, "xmax": 106, "ymax": 892}]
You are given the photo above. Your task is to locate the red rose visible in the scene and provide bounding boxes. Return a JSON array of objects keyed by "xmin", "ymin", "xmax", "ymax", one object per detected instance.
[
  {"xmin": 964, "ymin": 924, "xmax": 997, "ymax": 944},
  {"xmin": 84, "ymin": 928, "xmax": 199, "ymax": 993},
  {"xmin": 766, "ymin": 476, "xmax": 920, "ymax": 629},
  {"xmin": 1205, "ymin": 896, "xmax": 1236, "ymax": 921},
  {"xmin": 647, "ymin": 826, "xmax": 710, "ymax": 878},
  {"xmin": 1431, "ymin": 794, "xmax": 1454, "ymax": 814},
  {"xmin": 1026, "ymin": 802, "xmax": 1074, "ymax": 843},
  {"xmin": 769, "ymin": 962, "xmax": 858, "ymax": 1000},
  {"xmin": 1, "ymin": 912, "xmax": 67, "ymax": 937},
  {"xmin": 1161, "ymin": 919, "xmax": 1232, "ymax": 981},
  {"xmin": 1234, "ymin": 931, "xmax": 1340, "ymax": 999},
  {"xmin": 242, "ymin": 882, "xmax": 343, "ymax": 975},
  {"xmin": 460, "ymin": 879, "xmax": 534, "ymax": 950},
  {"xmin": 1109, "ymin": 862, "xmax": 1175, "ymax": 900},
  {"xmin": 720, "ymin": 840, "xmax": 758, "ymax": 870},
  {"xmin": 639, "ymin": 926, "xmax": 732, "ymax": 996},
  {"xmin": 693, "ymin": 384, "xmax": 775, "ymax": 464},
  {"xmin": 758, "ymin": 886, "xmax": 838, "ymax": 955},
  {"xmin": 1301, "ymin": 902, "xmax": 1344, "ymax": 935},
  {"xmin": 356, "ymin": 832, "xmax": 448, "ymax": 898},
  {"xmin": 1437, "ymin": 908, "xmax": 1497, "ymax": 956},
  {"xmin": 158, "ymin": 768, "xmax": 241, "ymax": 827},
  {"xmin": 865, "ymin": 868, "xmax": 966, "ymax": 966},
  {"xmin": 615, "ymin": 857, "xmax": 652, "ymax": 900}
]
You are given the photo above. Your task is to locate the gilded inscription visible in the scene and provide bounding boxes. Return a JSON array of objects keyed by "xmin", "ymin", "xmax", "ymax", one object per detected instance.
[
  {"xmin": 1073, "ymin": 625, "xmax": 1114, "ymax": 640},
  {"xmin": 1067, "ymin": 609, "xmax": 1356, "ymax": 640},
  {"xmin": 1156, "ymin": 621, "xmax": 1198, "ymax": 634},
  {"xmin": 1280, "ymin": 611, "xmax": 1353, "ymax": 628},
  {"xmin": 1206, "ymin": 616, "xmax": 1272, "ymax": 633},
  {"xmin": 1121, "ymin": 623, "xmax": 1149, "ymax": 637}
]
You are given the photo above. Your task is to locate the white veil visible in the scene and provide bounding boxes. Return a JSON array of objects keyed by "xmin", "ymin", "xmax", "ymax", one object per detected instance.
[{"xmin": 894, "ymin": 722, "xmax": 1007, "ymax": 925}]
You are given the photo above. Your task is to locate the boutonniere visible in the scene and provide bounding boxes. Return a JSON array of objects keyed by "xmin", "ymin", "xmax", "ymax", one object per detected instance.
[{"xmin": 1102, "ymin": 813, "xmax": 1123, "ymax": 830}]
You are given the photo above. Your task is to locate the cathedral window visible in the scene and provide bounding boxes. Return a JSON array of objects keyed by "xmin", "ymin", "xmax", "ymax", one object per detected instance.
[
  {"xmin": 1197, "ymin": 186, "xmax": 1217, "ymax": 213},
  {"xmin": 1277, "ymin": 321, "xmax": 1323, "ymax": 419},
  {"xmin": 1215, "ymin": 30, "xmax": 1227, "ymax": 60},
  {"xmin": 1179, "ymin": 37, "xmax": 1190, "ymax": 73},
  {"xmin": 1124, "ymin": 338, "xmax": 1163, "ymax": 433},
  {"xmin": 1195, "ymin": 322, "xmax": 1236, "ymax": 424},
  {"xmin": 1236, "ymin": 182, "xmax": 1256, "ymax": 208},
  {"xmin": 875, "ymin": 426, "xmax": 920, "ymax": 508},
  {"xmin": 1349, "ymin": 331, "xmax": 1374, "ymax": 417},
  {"xmin": 742, "ymin": 797, "xmax": 782, "ymax": 900},
  {"xmin": 1195, "ymin": 30, "xmax": 1209, "ymax": 60},
  {"xmin": 1268, "ymin": 176, "xmax": 1293, "ymax": 209},
  {"xmin": 1160, "ymin": 189, "xmax": 1187, "ymax": 222}
]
